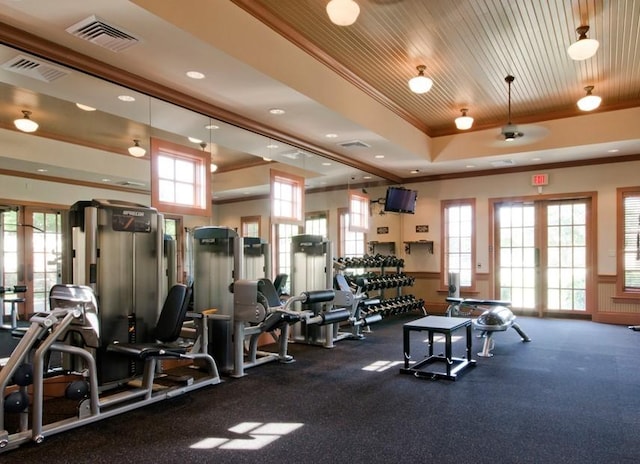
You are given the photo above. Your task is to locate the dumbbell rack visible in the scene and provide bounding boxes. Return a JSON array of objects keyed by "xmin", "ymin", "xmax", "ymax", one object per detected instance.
[{"xmin": 334, "ymin": 255, "xmax": 426, "ymax": 320}]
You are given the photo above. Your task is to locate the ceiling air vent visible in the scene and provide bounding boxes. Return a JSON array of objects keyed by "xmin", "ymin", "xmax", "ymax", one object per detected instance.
[
  {"xmin": 490, "ymin": 159, "xmax": 516, "ymax": 167},
  {"xmin": 66, "ymin": 15, "xmax": 140, "ymax": 52},
  {"xmin": 2, "ymin": 55, "xmax": 69, "ymax": 82},
  {"xmin": 339, "ymin": 140, "xmax": 371, "ymax": 149},
  {"xmin": 118, "ymin": 180, "xmax": 146, "ymax": 187}
]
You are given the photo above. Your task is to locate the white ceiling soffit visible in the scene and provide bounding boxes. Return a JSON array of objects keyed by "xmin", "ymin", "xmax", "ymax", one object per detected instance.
[
  {"xmin": 66, "ymin": 15, "xmax": 140, "ymax": 52},
  {"xmin": 2, "ymin": 55, "xmax": 69, "ymax": 83}
]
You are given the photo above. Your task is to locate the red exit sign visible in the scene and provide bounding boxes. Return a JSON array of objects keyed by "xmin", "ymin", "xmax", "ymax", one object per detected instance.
[{"xmin": 532, "ymin": 173, "xmax": 548, "ymax": 186}]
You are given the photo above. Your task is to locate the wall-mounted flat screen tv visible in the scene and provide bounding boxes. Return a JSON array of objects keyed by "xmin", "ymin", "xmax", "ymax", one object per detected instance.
[{"xmin": 383, "ymin": 187, "xmax": 417, "ymax": 214}]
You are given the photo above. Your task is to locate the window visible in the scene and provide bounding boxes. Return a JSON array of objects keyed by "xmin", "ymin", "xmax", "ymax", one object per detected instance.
[
  {"xmin": 348, "ymin": 190, "xmax": 369, "ymax": 233},
  {"xmin": 305, "ymin": 211, "xmax": 327, "ymax": 238},
  {"xmin": 273, "ymin": 223, "xmax": 301, "ymax": 294},
  {"xmin": 164, "ymin": 215, "xmax": 185, "ymax": 283},
  {"xmin": 617, "ymin": 187, "xmax": 640, "ymax": 298},
  {"xmin": 338, "ymin": 208, "xmax": 366, "ymax": 258},
  {"xmin": 1, "ymin": 208, "xmax": 19, "ymax": 290},
  {"xmin": 151, "ymin": 138, "xmax": 211, "ymax": 217},
  {"xmin": 271, "ymin": 170, "xmax": 304, "ymax": 224},
  {"xmin": 241, "ymin": 216, "xmax": 261, "ymax": 237},
  {"xmin": 441, "ymin": 199, "xmax": 476, "ymax": 290}
]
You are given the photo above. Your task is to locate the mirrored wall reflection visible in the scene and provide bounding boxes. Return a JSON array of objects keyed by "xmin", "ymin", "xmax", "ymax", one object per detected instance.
[{"xmin": 0, "ymin": 43, "xmax": 383, "ymax": 202}]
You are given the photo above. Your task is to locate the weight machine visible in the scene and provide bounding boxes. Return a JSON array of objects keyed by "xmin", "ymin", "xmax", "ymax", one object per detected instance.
[{"xmin": 0, "ymin": 284, "xmax": 219, "ymax": 453}]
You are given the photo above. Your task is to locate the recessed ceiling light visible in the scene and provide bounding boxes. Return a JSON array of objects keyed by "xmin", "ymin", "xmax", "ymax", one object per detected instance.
[
  {"xmin": 76, "ymin": 103, "xmax": 96, "ymax": 111},
  {"xmin": 325, "ymin": 133, "xmax": 338, "ymax": 138},
  {"xmin": 36, "ymin": 168, "xmax": 48, "ymax": 173},
  {"xmin": 466, "ymin": 164, "xmax": 476, "ymax": 168},
  {"xmin": 531, "ymin": 157, "xmax": 541, "ymax": 161},
  {"xmin": 269, "ymin": 108, "xmax": 285, "ymax": 115},
  {"xmin": 322, "ymin": 162, "xmax": 332, "ymax": 166},
  {"xmin": 263, "ymin": 157, "xmax": 272, "ymax": 162},
  {"xmin": 188, "ymin": 136, "xmax": 203, "ymax": 144},
  {"xmin": 205, "ymin": 124, "xmax": 219, "ymax": 130},
  {"xmin": 267, "ymin": 144, "xmax": 279, "ymax": 149},
  {"xmin": 118, "ymin": 95, "xmax": 135, "ymax": 102},
  {"xmin": 608, "ymin": 149, "xmax": 619, "ymax": 153},
  {"xmin": 186, "ymin": 71, "xmax": 205, "ymax": 79},
  {"xmin": 374, "ymin": 154, "xmax": 385, "ymax": 159},
  {"xmin": 101, "ymin": 178, "xmax": 111, "ymax": 182},
  {"xmin": 243, "ymin": 191, "xmax": 251, "ymax": 195},
  {"xmin": 410, "ymin": 169, "xmax": 420, "ymax": 174},
  {"xmin": 363, "ymin": 176, "xmax": 372, "ymax": 180}
]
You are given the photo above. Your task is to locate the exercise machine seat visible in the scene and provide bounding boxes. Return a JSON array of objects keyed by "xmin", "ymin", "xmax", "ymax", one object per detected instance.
[
  {"xmin": 273, "ymin": 274, "xmax": 288, "ymax": 296},
  {"xmin": 108, "ymin": 284, "xmax": 192, "ymax": 360}
]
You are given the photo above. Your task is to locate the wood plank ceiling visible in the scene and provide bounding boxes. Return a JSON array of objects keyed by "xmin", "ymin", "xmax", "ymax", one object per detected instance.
[{"xmin": 233, "ymin": 0, "xmax": 640, "ymax": 136}]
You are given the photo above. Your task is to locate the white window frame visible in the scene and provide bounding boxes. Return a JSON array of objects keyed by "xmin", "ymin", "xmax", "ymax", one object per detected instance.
[
  {"xmin": 270, "ymin": 169, "xmax": 304, "ymax": 225},
  {"xmin": 617, "ymin": 187, "xmax": 640, "ymax": 299},
  {"xmin": 151, "ymin": 138, "xmax": 211, "ymax": 217},
  {"xmin": 441, "ymin": 198, "xmax": 476, "ymax": 291}
]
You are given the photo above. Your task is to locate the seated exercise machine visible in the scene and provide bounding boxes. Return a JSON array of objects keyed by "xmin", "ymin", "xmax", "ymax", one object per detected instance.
[
  {"xmin": 445, "ymin": 297, "xmax": 531, "ymax": 357},
  {"xmin": 333, "ymin": 274, "xmax": 383, "ymax": 339},
  {"xmin": 229, "ymin": 278, "xmax": 301, "ymax": 377},
  {"xmin": 283, "ymin": 285, "xmax": 365, "ymax": 348},
  {"xmin": 0, "ymin": 283, "xmax": 220, "ymax": 453}
]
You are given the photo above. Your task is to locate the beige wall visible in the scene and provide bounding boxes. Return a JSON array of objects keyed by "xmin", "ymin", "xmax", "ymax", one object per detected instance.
[{"xmin": 2, "ymin": 157, "xmax": 639, "ymax": 324}]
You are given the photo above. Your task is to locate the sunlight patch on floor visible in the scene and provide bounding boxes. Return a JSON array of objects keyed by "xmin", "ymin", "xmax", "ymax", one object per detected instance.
[{"xmin": 190, "ymin": 422, "xmax": 304, "ymax": 450}]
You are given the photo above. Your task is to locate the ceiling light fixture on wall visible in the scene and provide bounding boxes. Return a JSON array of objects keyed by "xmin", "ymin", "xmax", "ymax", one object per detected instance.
[
  {"xmin": 568, "ymin": 25, "xmax": 599, "ymax": 60},
  {"xmin": 455, "ymin": 108, "xmax": 474, "ymax": 130},
  {"xmin": 408, "ymin": 65, "xmax": 433, "ymax": 94},
  {"xmin": 501, "ymin": 75, "xmax": 523, "ymax": 142},
  {"xmin": 577, "ymin": 85, "xmax": 602, "ymax": 111},
  {"xmin": 326, "ymin": 0, "xmax": 360, "ymax": 26},
  {"xmin": 14, "ymin": 110, "xmax": 39, "ymax": 133},
  {"xmin": 128, "ymin": 139, "xmax": 146, "ymax": 157}
]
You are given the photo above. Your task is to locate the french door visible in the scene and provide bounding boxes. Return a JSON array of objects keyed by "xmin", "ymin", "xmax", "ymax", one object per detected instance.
[
  {"xmin": 1, "ymin": 205, "xmax": 63, "ymax": 316},
  {"xmin": 494, "ymin": 196, "xmax": 593, "ymax": 316}
]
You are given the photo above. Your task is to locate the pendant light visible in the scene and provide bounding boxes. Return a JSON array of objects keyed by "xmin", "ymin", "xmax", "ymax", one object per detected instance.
[
  {"xmin": 14, "ymin": 110, "xmax": 39, "ymax": 133},
  {"xmin": 455, "ymin": 108, "xmax": 474, "ymax": 130},
  {"xmin": 568, "ymin": 25, "xmax": 599, "ymax": 61},
  {"xmin": 408, "ymin": 65, "xmax": 433, "ymax": 94},
  {"xmin": 501, "ymin": 75, "xmax": 523, "ymax": 142},
  {"xmin": 577, "ymin": 85, "xmax": 601, "ymax": 111},
  {"xmin": 128, "ymin": 139, "xmax": 146, "ymax": 157},
  {"xmin": 326, "ymin": 0, "xmax": 360, "ymax": 26}
]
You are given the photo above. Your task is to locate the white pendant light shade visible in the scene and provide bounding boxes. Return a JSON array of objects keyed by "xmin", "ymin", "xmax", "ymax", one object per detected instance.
[
  {"xmin": 455, "ymin": 108, "xmax": 474, "ymax": 130},
  {"xmin": 14, "ymin": 110, "xmax": 39, "ymax": 133},
  {"xmin": 408, "ymin": 65, "xmax": 433, "ymax": 94},
  {"xmin": 567, "ymin": 25, "xmax": 599, "ymax": 60},
  {"xmin": 128, "ymin": 139, "xmax": 146, "ymax": 157},
  {"xmin": 210, "ymin": 163, "xmax": 218, "ymax": 173},
  {"xmin": 326, "ymin": 0, "xmax": 360, "ymax": 26},
  {"xmin": 577, "ymin": 85, "xmax": 601, "ymax": 111}
]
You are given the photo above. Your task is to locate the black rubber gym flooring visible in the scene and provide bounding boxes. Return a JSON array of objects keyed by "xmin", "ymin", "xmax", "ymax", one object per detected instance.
[{"xmin": 2, "ymin": 313, "xmax": 640, "ymax": 463}]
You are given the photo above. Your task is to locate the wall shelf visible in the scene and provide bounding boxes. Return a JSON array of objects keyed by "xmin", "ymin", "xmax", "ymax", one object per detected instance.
[
  {"xmin": 368, "ymin": 241, "xmax": 396, "ymax": 255},
  {"xmin": 404, "ymin": 240, "xmax": 434, "ymax": 255}
]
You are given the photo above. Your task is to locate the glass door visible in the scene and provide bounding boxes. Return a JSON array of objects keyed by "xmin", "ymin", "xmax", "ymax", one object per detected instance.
[
  {"xmin": 1, "ymin": 206, "xmax": 63, "ymax": 317},
  {"xmin": 495, "ymin": 197, "xmax": 592, "ymax": 316},
  {"xmin": 25, "ymin": 207, "xmax": 64, "ymax": 312}
]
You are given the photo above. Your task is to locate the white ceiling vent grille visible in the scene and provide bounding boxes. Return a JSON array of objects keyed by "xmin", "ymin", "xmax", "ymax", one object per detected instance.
[
  {"xmin": 339, "ymin": 140, "xmax": 371, "ymax": 149},
  {"xmin": 66, "ymin": 15, "xmax": 140, "ymax": 52},
  {"xmin": 490, "ymin": 159, "xmax": 516, "ymax": 167},
  {"xmin": 2, "ymin": 55, "xmax": 69, "ymax": 82},
  {"xmin": 118, "ymin": 180, "xmax": 146, "ymax": 187},
  {"xmin": 281, "ymin": 150, "xmax": 313, "ymax": 160}
]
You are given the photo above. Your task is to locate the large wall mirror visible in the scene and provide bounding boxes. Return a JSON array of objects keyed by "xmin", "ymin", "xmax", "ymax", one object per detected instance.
[{"xmin": 0, "ymin": 43, "xmax": 383, "ymax": 205}]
